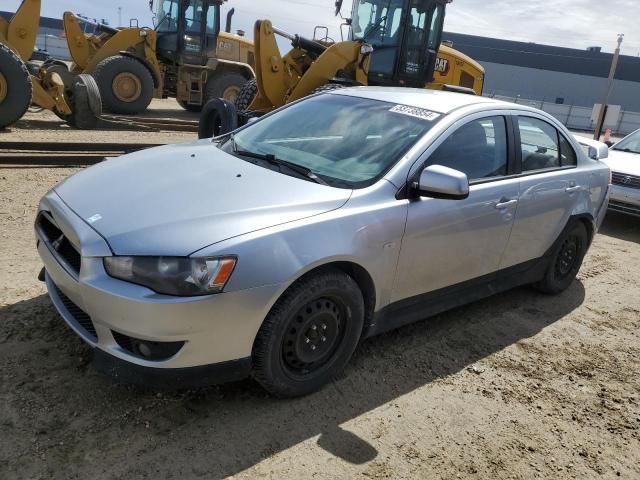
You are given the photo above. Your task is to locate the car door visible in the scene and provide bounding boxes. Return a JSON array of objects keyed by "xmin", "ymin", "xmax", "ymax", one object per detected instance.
[
  {"xmin": 391, "ymin": 113, "xmax": 520, "ymax": 304},
  {"xmin": 500, "ymin": 115, "xmax": 582, "ymax": 269}
]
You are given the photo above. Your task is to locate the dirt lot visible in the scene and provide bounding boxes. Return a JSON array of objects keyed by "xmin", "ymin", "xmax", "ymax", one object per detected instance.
[{"xmin": 1, "ymin": 107, "xmax": 639, "ymax": 479}]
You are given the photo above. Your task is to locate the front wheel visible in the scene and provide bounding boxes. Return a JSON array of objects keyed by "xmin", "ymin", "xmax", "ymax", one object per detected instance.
[
  {"xmin": 252, "ymin": 269, "xmax": 364, "ymax": 397},
  {"xmin": 535, "ymin": 222, "xmax": 588, "ymax": 294}
]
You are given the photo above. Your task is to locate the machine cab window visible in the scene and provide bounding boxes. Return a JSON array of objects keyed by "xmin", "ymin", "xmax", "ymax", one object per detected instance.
[
  {"xmin": 351, "ymin": 0, "xmax": 446, "ymax": 87},
  {"xmin": 154, "ymin": 0, "xmax": 219, "ymax": 63}
]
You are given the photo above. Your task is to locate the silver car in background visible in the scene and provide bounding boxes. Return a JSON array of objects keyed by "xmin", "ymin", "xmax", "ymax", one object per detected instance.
[
  {"xmin": 602, "ymin": 128, "xmax": 640, "ymax": 217},
  {"xmin": 35, "ymin": 88, "xmax": 610, "ymax": 396}
]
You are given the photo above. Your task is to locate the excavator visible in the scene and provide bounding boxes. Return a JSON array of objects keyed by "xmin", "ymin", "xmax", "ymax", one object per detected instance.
[
  {"xmin": 0, "ymin": 0, "xmax": 101, "ymax": 130},
  {"xmin": 63, "ymin": 0, "xmax": 255, "ymax": 114},
  {"xmin": 198, "ymin": 0, "xmax": 484, "ymax": 137}
]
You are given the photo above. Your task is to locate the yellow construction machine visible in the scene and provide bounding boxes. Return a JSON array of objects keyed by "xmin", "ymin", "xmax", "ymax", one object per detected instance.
[
  {"xmin": 63, "ymin": 0, "xmax": 255, "ymax": 114},
  {"xmin": 199, "ymin": 0, "xmax": 484, "ymax": 137},
  {"xmin": 0, "ymin": 0, "xmax": 101, "ymax": 130}
]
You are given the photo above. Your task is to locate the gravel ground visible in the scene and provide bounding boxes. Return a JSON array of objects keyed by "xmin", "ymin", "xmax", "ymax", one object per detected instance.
[{"xmin": 0, "ymin": 106, "xmax": 639, "ymax": 479}]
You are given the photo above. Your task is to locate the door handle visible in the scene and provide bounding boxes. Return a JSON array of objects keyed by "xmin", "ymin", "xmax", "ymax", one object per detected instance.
[
  {"xmin": 565, "ymin": 186, "xmax": 582, "ymax": 193},
  {"xmin": 495, "ymin": 199, "xmax": 518, "ymax": 209}
]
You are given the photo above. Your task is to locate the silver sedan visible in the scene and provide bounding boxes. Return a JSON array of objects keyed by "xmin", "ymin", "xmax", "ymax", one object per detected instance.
[{"xmin": 35, "ymin": 87, "xmax": 611, "ymax": 396}]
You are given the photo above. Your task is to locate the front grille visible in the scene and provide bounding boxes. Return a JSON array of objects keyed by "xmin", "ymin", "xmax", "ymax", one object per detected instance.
[
  {"xmin": 51, "ymin": 283, "xmax": 97, "ymax": 341},
  {"xmin": 612, "ymin": 172, "xmax": 640, "ymax": 189},
  {"xmin": 37, "ymin": 213, "xmax": 81, "ymax": 275}
]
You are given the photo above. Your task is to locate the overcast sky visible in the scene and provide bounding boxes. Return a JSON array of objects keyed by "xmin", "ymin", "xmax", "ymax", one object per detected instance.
[{"xmin": 5, "ymin": 0, "xmax": 640, "ymax": 55}]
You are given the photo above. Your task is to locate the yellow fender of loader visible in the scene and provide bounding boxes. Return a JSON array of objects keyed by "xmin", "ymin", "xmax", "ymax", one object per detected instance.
[
  {"xmin": 81, "ymin": 28, "xmax": 159, "ymax": 76},
  {"xmin": 7, "ymin": 0, "xmax": 41, "ymax": 61}
]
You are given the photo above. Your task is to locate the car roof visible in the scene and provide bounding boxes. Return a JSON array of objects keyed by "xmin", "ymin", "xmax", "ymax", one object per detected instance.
[{"xmin": 331, "ymin": 87, "xmax": 511, "ymax": 114}]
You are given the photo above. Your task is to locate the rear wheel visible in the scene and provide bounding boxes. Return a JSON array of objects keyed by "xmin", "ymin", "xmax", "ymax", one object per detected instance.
[
  {"xmin": 0, "ymin": 43, "xmax": 32, "ymax": 129},
  {"xmin": 205, "ymin": 71, "xmax": 247, "ymax": 104},
  {"xmin": 252, "ymin": 269, "xmax": 364, "ymax": 397},
  {"xmin": 535, "ymin": 222, "xmax": 588, "ymax": 294},
  {"xmin": 94, "ymin": 56, "xmax": 154, "ymax": 114}
]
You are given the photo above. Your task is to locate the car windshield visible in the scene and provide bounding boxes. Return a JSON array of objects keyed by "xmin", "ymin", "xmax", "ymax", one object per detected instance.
[
  {"xmin": 222, "ymin": 94, "xmax": 439, "ymax": 188},
  {"xmin": 612, "ymin": 130, "xmax": 640, "ymax": 155}
]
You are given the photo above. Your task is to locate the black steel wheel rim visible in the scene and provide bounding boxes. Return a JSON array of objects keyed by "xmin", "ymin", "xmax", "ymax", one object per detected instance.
[
  {"xmin": 555, "ymin": 236, "xmax": 579, "ymax": 278},
  {"xmin": 282, "ymin": 297, "xmax": 345, "ymax": 375}
]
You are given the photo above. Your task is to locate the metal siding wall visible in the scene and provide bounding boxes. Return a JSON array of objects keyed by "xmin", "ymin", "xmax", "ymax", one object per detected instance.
[{"xmin": 481, "ymin": 62, "xmax": 640, "ymax": 111}]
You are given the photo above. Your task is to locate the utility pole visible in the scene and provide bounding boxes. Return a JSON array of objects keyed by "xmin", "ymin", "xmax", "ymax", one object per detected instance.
[
  {"xmin": 593, "ymin": 34, "xmax": 624, "ymax": 140},
  {"xmin": 118, "ymin": 7, "xmax": 122, "ymax": 27}
]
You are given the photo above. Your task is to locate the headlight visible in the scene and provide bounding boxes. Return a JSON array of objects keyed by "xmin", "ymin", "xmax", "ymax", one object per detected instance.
[
  {"xmin": 103, "ymin": 256, "xmax": 237, "ymax": 296},
  {"xmin": 360, "ymin": 44, "xmax": 374, "ymax": 55}
]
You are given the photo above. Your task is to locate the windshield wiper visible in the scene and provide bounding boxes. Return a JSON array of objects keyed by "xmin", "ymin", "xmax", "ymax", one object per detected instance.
[{"xmin": 230, "ymin": 137, "xmax": 329, "ymax": 186}]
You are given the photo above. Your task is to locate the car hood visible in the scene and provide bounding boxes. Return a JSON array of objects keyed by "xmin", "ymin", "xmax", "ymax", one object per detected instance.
[
  {"xmin": 54, "ymin": 140, "xmax": 352, "ymax": 256},
  {"xmin": 603, "ymin": 150, "xmax": 640, "ymax": 176}
]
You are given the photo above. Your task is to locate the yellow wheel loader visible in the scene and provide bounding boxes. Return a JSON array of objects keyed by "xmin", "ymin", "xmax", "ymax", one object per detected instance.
[
  {"xmin": 63, "ymin": 0, "xmax": 255, "ymax": 115},
  {"xmin": 0, "ymin": 0, "xmax": 101, "ymax": 130},
  {"xmin": 198, "ymin": 0, "xmax": 484, "ymax": 138}
]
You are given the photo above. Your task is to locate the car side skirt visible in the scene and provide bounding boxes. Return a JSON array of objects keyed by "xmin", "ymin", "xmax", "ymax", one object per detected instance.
[
  {"xmin": 367, "ymin": 256, "xmax": 549, "ymax": 337},
  {"xmin": 366, "ymin": 215, "xmax": 594, "ymax": 338}
]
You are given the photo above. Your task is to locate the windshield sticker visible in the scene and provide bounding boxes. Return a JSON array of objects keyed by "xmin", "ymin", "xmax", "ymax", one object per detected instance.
[{"xmin": 389, "ymin": 105, "xmax": 440, "ymax": 121}]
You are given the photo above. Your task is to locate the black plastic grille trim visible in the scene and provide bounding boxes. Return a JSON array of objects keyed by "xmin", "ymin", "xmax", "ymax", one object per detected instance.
[
  {"xmin": 37, "ymin": 213, "xmax": 82, "ymax": 275},
  {"xmin": 609, "ymin": 200, "xmax": 640, "ymax": 217},
  {"xmin": 112, "ymin": 331, "xmax": 184, "ymax": 361},
  {"xmin": 51, "ymin": 283, "xmax": 97, "ymax": 341}
]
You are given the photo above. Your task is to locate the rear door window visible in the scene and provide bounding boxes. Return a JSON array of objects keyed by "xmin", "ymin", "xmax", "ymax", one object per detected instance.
[
  {"xmin": 559, "ymin": 134, "xmax": 577, "ymax": 166},
  {"xmin": 517, "ymin": 117, "xmax": 561, "ymax": 171}
]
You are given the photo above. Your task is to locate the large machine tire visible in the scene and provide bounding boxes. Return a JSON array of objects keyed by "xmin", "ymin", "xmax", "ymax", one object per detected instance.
[
  {"xmin": 205, "ymin": 71, "xmax": 247, "ymax": 104},
  {"xmin": 94, "ymin": 55, "xmax": 154, "ymax": 114},
  {"xmin": 67, "ymin": 74, "xmax": 102, "ymax": 130},
  {"xmin": 234, "ymin": 78, "xmax": 258, "ymax": 112},
  {"xmin": 311, "ymin": 83, "xmax": 348, "ymax": 95},
  {"xmin": 0, "ymin": 43, "xmax": 32, "ymax": 129}
]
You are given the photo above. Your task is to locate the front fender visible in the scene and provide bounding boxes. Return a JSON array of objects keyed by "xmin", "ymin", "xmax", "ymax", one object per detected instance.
[{"xmin": 194, "ymin": 181, "xmax": 407, "ymax": 312}]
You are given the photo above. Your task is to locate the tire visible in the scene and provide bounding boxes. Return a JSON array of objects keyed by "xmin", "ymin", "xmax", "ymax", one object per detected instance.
[
  {"xmin": 311, "ymin": 83, "xmax": 348, "ymax": 95},
  {"xmin": 177, "ymin": 99, "xmax": 202, "ymax": 112},
  {"xmin": 67, "ymin": 74, "xmax": 102, "ymax": 130},
  {"xmin": 535, "ymin": 222, "xmax": 589, "ymax": 295},
  {"xmin": 233, "ymin": 78, "xmax": 258, "ymax": 112},
  {"xmin": 93, "ymin": 56, "xmax": 154, "ymax": 114},
  {"xmin": 205, "ymin": 71, "xmax": 247, "ymax": 104},
  {"xmin": 0, "ymin": 43, "xmax": 32, "ymax": 129},
  {"xmin": 198, "ymin": 98, "xmax": 237, "ymax": 139},
  {"xmin": 252, "ymin": 269, "xmax": 365, "ymax": 397}
]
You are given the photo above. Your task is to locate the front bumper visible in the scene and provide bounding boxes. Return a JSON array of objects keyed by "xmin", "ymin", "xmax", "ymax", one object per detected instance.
[
  {"xmin": 36, "ymin": 191, "xmax": 283, "ymax": 387},
  {"xmin": 609, "ymin": 185, "xmax": 640, "ymax": 217}
]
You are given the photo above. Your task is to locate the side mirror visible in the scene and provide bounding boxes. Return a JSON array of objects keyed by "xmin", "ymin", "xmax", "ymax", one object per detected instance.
[
  {"xmin": 576, "ymin": 137, "xmax": 609, "ymax": 160},
  {"xmin": 413, "ymin": 165, "xmax": 469, "ymax": 200}
]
